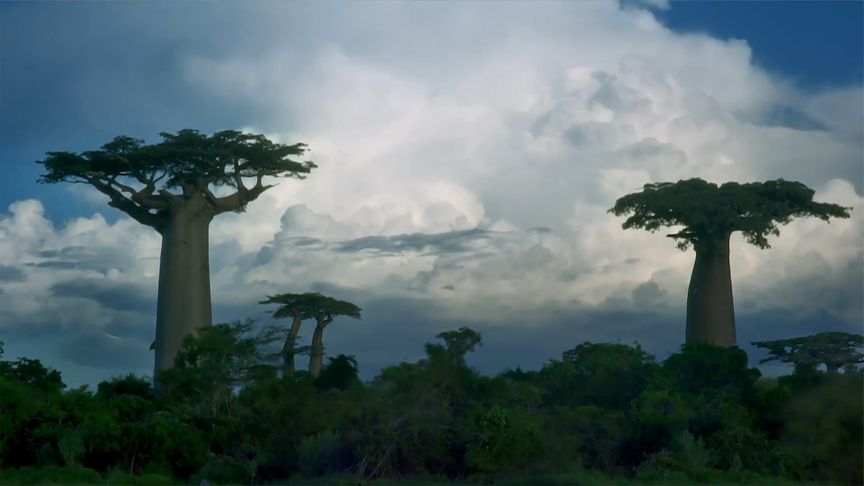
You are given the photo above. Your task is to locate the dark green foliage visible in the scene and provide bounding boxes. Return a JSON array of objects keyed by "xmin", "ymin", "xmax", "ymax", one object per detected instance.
[
  {"xmin": 1, "ymin": 329, "xmax": 860, "ymax": 484},
  {"xmin": 38, "ymin": 129, "xmax": 314, "ymax": 192},
  {"xmin": 663, "ymin": 342, "xmax": 761, "ymax": 403},
  {"xmin": 428, "ymin": 326, "xmax": 483, "ymax": 368},
  {"xmin": 753, "ymin": 331, "xmax": 864, "ymax": 373},
  {"xmin": 0, "ymin": 465, "xmax": 103, "ymax": 485},
  {"xmin": 780, "ymin": 374, "xmax": 863, "ymax": 484},
  {"xmin": 0, "ymin": 357, "xmax": 64, "ymax": 393},
  {"xmin": 96, "ymin": 374, "xmax": 154, "ymax": 401},
  {"xmin": 157, "ymin": 320, "xmax": 280, "ymax": 414},
  {"xmin": 37, "ymin": 130, "xmax": 315, "ymax": 231},
  {"xmin": 315, "ymin": 355, "xmax": 361, "ymax": 391},
  {"xmin": 262, "ymin": 292, "xmax": 362, "ymax": 324},
  {"xmin": 542, "ymin": 342, "xmax": 659, "ymax": 409},
  {"xmin": 609, "ymin": 178, "xmax": 851, "ymax": 250}
]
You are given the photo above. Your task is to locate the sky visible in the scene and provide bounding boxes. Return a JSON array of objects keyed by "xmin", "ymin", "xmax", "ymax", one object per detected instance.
[{"xmin": 1, "ymin": 1, "xmax": 862, "ymax": 387}]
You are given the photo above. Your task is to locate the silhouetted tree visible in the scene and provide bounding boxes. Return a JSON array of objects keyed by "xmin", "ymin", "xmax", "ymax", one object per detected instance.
[
  {"xmin": 610, "ymin": 178, "xmax": 850, "ymax": 346},
  {"xmin": 304, "ymin": 295, "xmax": 362, "ymax": 378},
  {"xmin": 753, "ymin": 332, "xmax": 864, "ymax": 374},
  {"xmin": 37, "ymin": 130, "xmax": 315, "ymax": 377},
  {"xmin": 260, "ymin": 292, "xmax": 324, "ymax": 376},
  {"xmin": 428, "ymin": 327, "xmax": 483, "ymax": 368}
]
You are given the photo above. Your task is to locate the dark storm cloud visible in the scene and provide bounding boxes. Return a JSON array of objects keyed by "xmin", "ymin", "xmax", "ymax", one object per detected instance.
[
  {"xmin": 0, "ymin": 315, "xmax": 93, "ymax": 339},
  {"xmin": 59, "ymin": 332, "xmax": 151, "ymax": 370},
  {"xmin": 0, "ymin": 265, "xmax": 26, "ymax": 283},
  {"xmin": 28, "ymin": 246, "xmax": 158, "ymax": 274},
  {"xmin": 335, "ymin": 228, "xmax": 492, "ymax": 255},
  {"xmin": 631, "ymin": 281, "xmax": 668, "ymax": 307},
  {"xmin": 50, "ymin": 279, "xmax": 154, "ymax": 315},
  {"xmin": 29, "ymin": 261, "xmax": 85, "ymax": 270}
]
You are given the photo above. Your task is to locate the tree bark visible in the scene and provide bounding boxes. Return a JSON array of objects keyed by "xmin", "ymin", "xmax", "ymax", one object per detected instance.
[
  {"xmin": 153, "ymin": 197, "xmax": 215, "ymax": 378},
  {"xmin": 282, "ymin": 315, "xmax": 303, "ymax": 377},
  {"xmin": 309, "ymin": 322, "xmax": 328, "ymax": 378},
  {"xmin": 686, "ymin": 233, "xmax": 736, "ymax": 346}
]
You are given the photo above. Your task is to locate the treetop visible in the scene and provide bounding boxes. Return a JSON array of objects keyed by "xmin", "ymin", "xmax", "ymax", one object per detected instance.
[
  {"xmin": 37, "ymin": 129, "xmax": 316, "ymax": 228},
  {"xmin": 39, "ymin": 129, "xmax": 313, "ymax": 188},
  {"xmin": 261, "ymin": 292, "xmax": 362, "ymax": 324},
  {"xmin": 753, "ymin": 331, "xmax": 864, "ymax": 371},
  {"xmin": 609, "ymin": 178, "xmax": 851, "ymax": 250}
]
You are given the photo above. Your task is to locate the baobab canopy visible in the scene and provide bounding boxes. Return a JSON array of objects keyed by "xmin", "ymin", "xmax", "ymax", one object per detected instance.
[
  {"xmin": 609, "ymin": 178, "xmax": 851, "ymax": 251},
  {"xmin": 37, "ymin": 129, "xmax": 316, "ymax": 229}
]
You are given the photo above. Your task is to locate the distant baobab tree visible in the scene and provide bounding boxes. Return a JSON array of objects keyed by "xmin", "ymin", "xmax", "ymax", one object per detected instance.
[
  {"xmin": 38, "ymin": 129, "xmax": 316, "ymax": 379},
  {"xmin": 262, "ymin": 292, "xmax": 362, "ymax": 378},
  {"xmin": 259, "ymin": 292, "xmax": 322, "ymax": 376},
  {"xmin": 753, "ymin": 332, "xmax": 864, "ymax": 374},
  {"xmin": 610, "ymin": 178, "xmax": 850, "ymax": 346}
]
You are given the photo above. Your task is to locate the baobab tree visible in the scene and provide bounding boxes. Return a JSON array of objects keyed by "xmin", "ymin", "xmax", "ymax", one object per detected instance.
[
  {"xmin": 610, "ymin": 178, "xmax": 850, "ymax": 346},
  {"xmin": 309, "ymin": 295, "xmax": 361, "ymax": 378},
  {"xmin": 38, "ymin": 130, "xmax": 316, "ymax": 376},
  {"xmin": 259, "ymin": 292, "xmax": 322, "ymax": 376},
  {"xmin": 753, "ymin": 332, "xmax": 864, "ymax": 374}
]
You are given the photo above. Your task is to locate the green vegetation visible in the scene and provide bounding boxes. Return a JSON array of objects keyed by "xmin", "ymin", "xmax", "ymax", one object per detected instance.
[{"xmin": 1, "ymin": 328, "xmax": 860, "ymax": 484}]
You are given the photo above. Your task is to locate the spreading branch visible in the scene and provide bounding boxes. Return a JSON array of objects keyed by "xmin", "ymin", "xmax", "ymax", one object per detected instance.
[
  {"xmin": 90, "ymin": 179, "xmax": 166, "ymax": 229},
  {"xmin": 610, "ymin": 178, "xmax": 851, "ymax": 251},
  {"xmin": 36, "ymin": 129, "xmax": 316, "ymax": 221}
]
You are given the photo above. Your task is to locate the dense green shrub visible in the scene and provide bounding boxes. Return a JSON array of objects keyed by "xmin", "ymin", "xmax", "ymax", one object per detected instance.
[{"xmin": 0, "ymin": 330, "xmax": 860, "ymax": 484}]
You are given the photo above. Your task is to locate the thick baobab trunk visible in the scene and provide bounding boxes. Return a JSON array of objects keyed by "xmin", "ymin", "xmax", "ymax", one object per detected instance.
[
  {"xmin": 309, "ymin": 321, "xmax": 329, "ymax": 378},
  {"xmin": 281, "ymin": 315, "xmax": 303, "ymax": 376},
  {"xmin": 153, "ymin": 202, "xmax": 215, "ymax": 376},
  {"xmin": 685, "ymin": 233, "xmax": 736, "ymax": 346}
]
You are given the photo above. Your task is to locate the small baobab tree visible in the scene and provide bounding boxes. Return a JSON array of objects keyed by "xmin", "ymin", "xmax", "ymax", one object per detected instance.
[
  {"xmin": 610, "ymin": 178, "xmax": 850, "ymax": 346},
  {"xmin": 263, "ymin": 292, "xmax": 361, "ymax": 378},
  {"xmin": 753, "ymin": 332, "xmax": 864, "ymax": 374},
  {"xmin": 308, "ymin": 296, "xmax": 361, "ymax": 378},
  {"xmin": 260, "ymin": 292, "xmax": 321, "ymax": 376},
  {"xmin": 38, "ymin": 129, "xmax": 315, "ymax": 377}
]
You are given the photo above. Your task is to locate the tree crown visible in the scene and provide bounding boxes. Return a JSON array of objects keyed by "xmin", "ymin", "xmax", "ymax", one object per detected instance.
[
  {"xmin": 37, "ymin": 129, "xmax": 316, "ymax": 228},
  {"xmin": 753, "ymin": 332, "xmax": 864, "ymax": 372},
  {"xmin": 609, "ymin": 178, "xmax": 850, "ymax": 250},
  {"xmin": 261, "ymin": 292, "xmax": 361, "ymax": 325}
]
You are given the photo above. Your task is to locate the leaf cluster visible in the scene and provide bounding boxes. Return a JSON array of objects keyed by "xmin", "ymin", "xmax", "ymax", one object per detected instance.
[
  {"xmin": 38, "ymin": 129, "xmax": 314, "ymax": 190},
  {"xmin": 260, "ymin": 292, "xmax": 361, "ymax": 324},
  {"xmin": 753, "ymin": 331, "xmax": 864, "ymax": 372},
  {"xmin": 609, "ymin": 178, "xmax": 851, "ymax": 250}
]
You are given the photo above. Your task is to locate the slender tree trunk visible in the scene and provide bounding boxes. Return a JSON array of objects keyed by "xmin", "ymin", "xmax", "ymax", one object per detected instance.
[
  {"xmin": 686, "ymin": 232, "xmax": 736, "ymax": 346},
  {"xmin": 309, "ymin": 322, "xmax": 327, "ymax": 378},
  {"xmin": 153, "ymin": 201, "xmax": 215, "ymax": 378},
  {"xmin": 282, "ymin": 315, "xmax": 303, "ymax": 377}
]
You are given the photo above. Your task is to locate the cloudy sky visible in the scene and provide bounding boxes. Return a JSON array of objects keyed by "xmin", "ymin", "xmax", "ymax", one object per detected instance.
[{"xmin": 1, "ymin": 1, "xmax": 862, "ymax": 386}]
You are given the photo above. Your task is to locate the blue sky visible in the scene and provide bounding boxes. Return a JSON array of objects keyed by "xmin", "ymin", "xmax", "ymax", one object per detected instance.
[{"xmin": 1, "ymin": 1, "xmax": 861, "ymax": 387}]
